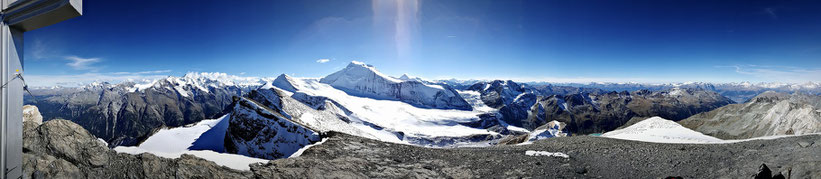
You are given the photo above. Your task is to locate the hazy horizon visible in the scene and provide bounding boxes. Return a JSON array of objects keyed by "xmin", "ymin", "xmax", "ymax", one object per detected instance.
[{"xmin": 26, "ymin": 61, "xmax": 821, "ymax": 87}]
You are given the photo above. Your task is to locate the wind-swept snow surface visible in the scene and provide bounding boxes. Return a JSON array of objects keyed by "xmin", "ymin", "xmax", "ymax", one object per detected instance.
[
  {"xmin": 601, "ymin": 117, "xmax": 722, "ymax": 143},
  {"xmin": 114, "ymin": 115, "xmax": 269, "ymax": 170}
]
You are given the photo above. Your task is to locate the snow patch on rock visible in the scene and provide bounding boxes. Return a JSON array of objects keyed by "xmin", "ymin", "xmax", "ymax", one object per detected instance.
[
  {"xmin": 525, "ymin": 121, "xmax": 568, "ymax": 142},
  {"xmin": 602, "ymin": 116, "xmax": 723, "ymax": 143},
  {"xmin": 525, "ymin": 151, "xmax": 569, "ymax": 158},
  {"xmin": 114, "ymin": 115, "xmax": 269, "ymax": 170},
  {"xmin": 289, "ymin": 138, "xmax": 329, "ymax": 158}
]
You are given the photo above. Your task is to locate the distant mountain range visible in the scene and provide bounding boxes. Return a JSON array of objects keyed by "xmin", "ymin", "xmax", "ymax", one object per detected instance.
[
  {"xmin": 25, "ymin": 62, "xmax": 820, "ymax": 150},
  {"xmin": 464, "ymin": 80, "xmax": 734, "ymax": 135},
  {"xmin": 529, "ymin": 81, "xmax": 821, "ymax": 103}
]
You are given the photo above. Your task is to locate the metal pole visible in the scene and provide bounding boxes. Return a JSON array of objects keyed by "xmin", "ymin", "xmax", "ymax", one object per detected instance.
[{"xmin": 1, "ymin": 1, "xmax": 8, "ymax": 177}]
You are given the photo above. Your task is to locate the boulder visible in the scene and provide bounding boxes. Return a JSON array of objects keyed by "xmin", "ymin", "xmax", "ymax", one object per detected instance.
[{"xmin": 23, "ymin": 105, "xmax": 43, "ymax": 125}]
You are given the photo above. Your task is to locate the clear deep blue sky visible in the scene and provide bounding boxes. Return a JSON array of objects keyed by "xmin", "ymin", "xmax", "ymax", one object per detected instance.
[{"xmin": 23, "ymin": 0, "xmax": 821, "ymax": 86}]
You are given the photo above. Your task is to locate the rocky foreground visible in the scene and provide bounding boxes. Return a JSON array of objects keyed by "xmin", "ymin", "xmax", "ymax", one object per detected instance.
[
  {"xmin": 257, "ymin": 132, "xmax": 821, "ymax": 178},
  {"xmin": 24, "ymin": 119, "xmax": 821, "ymax": 178},
  {"xmin": 22, "ymin": 120, "xmax": 250, "ymax": 178}
]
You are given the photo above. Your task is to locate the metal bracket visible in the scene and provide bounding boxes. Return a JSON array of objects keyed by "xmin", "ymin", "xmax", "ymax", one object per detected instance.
[{"xmin": 1, "ymin": 73, "xmax": 36, "ymax": 103}]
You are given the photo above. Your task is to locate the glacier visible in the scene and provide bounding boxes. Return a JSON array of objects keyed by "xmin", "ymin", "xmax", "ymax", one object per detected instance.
[{"xmin": 262, "ymin": 73, "xmax": 502, "ymax": 147}]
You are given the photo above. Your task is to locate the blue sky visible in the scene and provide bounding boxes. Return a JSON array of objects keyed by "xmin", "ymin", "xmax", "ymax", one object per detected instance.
[{"xmin": 23, "ymin": 0, "xmax": 821, "ymax": 86}]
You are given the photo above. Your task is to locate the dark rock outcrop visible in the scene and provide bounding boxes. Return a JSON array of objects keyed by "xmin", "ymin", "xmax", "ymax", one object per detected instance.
[
  {"xmin": 754, "ymin": 164, "xmax": 773, "ymax": 179},
  {"xmin": 753, "ymin": 164, "xmax": 788, "ymax": 179}
]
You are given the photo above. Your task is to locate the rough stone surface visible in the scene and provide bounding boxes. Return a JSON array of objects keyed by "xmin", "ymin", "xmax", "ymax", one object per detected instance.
[{"xmin": 232, "ymin": 131, "xmax": 821, "ymax": 178}]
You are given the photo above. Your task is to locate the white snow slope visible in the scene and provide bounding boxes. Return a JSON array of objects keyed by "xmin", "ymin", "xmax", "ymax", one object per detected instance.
[
  {"xmin": 114, "ymin": 115, "xmax": 269, "ymax": 170},
  {"xmin": 601, "ymin": 116, "xmax": 723, "ymax": 143}
]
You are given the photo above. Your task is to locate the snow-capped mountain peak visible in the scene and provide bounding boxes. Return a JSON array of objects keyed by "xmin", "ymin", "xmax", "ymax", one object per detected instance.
[
  {"xmin": 321, "ymin": 61, "xmax": 403, "ymax": 85},
  {"xmin": 180, "ymin": 72, "xmax": 266, "ymax": 88},
  {"xmin": 319, "ymin": 61, "xmax": 472, "ymax": 110},
  {"xmin": 267, "ymin": 74, "xmax": 298, "ymax": 92},
  {"xmin": 399, "ymin": 74, "xmax": 411, "ymax": 80},
  {"xmin": 398, "ymin": 73, "xmax": 430, "ymax": 83},
  {"xmin": 82, "ymin": 81, "xmax": 115, "ymax": 90}
]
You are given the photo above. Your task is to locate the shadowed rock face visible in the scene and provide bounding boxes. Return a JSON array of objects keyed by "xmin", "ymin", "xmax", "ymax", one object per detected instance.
[
  {"xmin": 30, "ymin": 80, "xmax": 251, "ymax": 147},
  {"xmin": 224, "ymin": 96, "xmax": 322, "ymax": 160},
  {"xmin": 22, "ymin": 119, "xmax": 251, "ymax": 179},
  {"xmin": 680, "ymin": 91, "xmax": 821, "ymax": 139}
]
